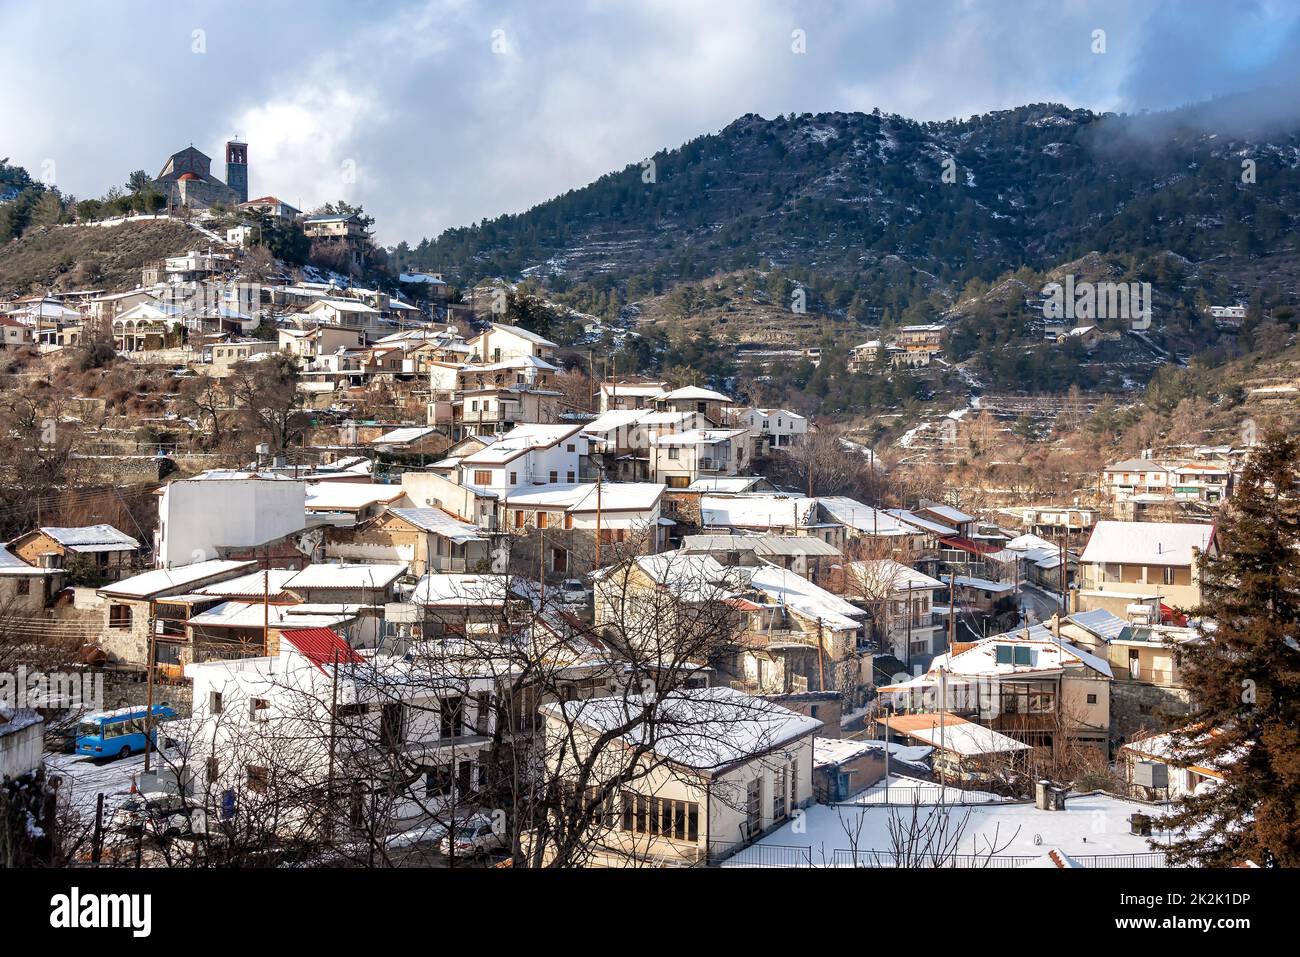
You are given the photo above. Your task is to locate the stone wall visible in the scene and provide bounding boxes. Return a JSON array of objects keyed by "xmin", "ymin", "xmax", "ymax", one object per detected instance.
[{"xmin": 1110, "ymin": 680, "xmax": 1193, "ymax": 741}]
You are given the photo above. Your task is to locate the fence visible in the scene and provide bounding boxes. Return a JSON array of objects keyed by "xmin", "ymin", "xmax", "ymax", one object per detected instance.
[
  {"xmin": 713, "ymin": 844, "xmax": 1167, "ymax": 868},
  {"xmin": 848, "ymin": 786, "xmax": 1013, "ymax": 806},
  {"xmin": 830, "ymin": 849, "xmax": 1168, "ymax": 868}
]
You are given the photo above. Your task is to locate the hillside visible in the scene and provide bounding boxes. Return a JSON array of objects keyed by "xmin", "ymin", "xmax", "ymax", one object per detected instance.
[
  {"xmin": 0, "ymin": 218, "xmax": 198, "ymax": 294},
  {"xmin": 406, "ymin": 100, "xmax": 1300, "ymax": 314}
]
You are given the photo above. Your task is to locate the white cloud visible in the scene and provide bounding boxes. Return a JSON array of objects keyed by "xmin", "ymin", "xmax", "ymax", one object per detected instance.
[{"xmin": 3, "ymin": 0, "xmax": 1299, "ymax": 245}]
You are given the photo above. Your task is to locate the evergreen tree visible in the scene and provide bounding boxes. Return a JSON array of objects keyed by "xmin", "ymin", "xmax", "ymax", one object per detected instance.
[{"xmin": 1163, "ymin": 431, "xmax": 1300, "ymax": 866}]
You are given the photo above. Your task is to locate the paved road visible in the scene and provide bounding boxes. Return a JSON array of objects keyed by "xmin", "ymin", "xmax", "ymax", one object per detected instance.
[{"xmin": 1018, "ymin": 583, "xmax": 1064, "ymax": 624}]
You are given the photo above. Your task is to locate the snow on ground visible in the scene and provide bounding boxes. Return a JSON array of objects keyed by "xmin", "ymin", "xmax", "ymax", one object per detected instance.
[
  {"xmin": 722, "ymin": 777, "xmax": 1173, "ymax": 866},
  {"xmin": 45, "ymin": 749, "xmax": 152, "ymax": 816}
]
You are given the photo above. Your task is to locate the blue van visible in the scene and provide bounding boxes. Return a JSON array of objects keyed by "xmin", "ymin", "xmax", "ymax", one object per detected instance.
[{"xmin": 76, "ymin": 705, "xmax": 178, "ymax": 759}]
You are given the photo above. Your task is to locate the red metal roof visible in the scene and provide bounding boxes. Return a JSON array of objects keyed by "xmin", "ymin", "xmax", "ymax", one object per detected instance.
[
  {"xmin": 938, "ymin": 536, "xmax": 1001, "ymax": 556},
  {"xmin": 280, "ymin": 628, "xmax": 364, "ymax": 672}
]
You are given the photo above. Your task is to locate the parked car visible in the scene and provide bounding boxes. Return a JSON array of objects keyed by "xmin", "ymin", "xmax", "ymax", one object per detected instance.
[
  {"xmin": 111, "ymin": 792, "xmax": 190, "ymax": 837},
  {"xmin": 439, "ymin": 815, "xmax": 505, "ymax": 860},
  {"xmin": 558, "ymin": 579, "xmax": 590, "ymax": 606}
]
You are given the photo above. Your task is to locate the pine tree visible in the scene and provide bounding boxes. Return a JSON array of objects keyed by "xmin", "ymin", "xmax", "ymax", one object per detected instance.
[{"xmin": 1163, "ymin": 431, "xmax": 1300, "ymax": 866}]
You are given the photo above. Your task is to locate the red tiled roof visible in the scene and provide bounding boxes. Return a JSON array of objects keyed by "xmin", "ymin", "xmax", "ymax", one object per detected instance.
[
  {"xmin": 938, "ymin": 536, "xmax": 1000, "ymax": 556},
  {"xmin": 280, "ymin": 628, "xmax": 364, "ymax": 672}
]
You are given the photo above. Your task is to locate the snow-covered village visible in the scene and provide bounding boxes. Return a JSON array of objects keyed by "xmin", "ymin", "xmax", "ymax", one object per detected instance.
[{"xmin": 0, "ymin": 0, "xmax": 1292, "ymax": 935}]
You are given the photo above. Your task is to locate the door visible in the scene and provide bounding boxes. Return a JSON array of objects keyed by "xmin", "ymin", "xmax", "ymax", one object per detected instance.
[{"xmin": 1129, "ymin": 649, "xmax": 1141, "ymax": 681}]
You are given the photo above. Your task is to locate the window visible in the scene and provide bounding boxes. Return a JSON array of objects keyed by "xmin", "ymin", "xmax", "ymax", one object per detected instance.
[
  {"xmin": 209, "ymin": 691, "xmax": 223, "ymax": 714},
  {"xmin": 566, "ymin": 444, "xmax": 575, "ymax": 452},
  {"xmin": 16, "ymin": 579, "xmax": 29, "ymax": 596},
  {"xmin": 566, "ymin": 471, "xmax": 575, "ymax": 483},
  {"xmin": 1013, "ymin": 646, "xmax": 1032, "ymax": 666},
  {"xmin": 206, "ymin": 757, "xmax": 219, "ymax": 783},
  {"xmin": 995, "ymin": 645, "xmax": 1014, "ymax": 665},
  {"xmin": 514, "ymin": 510, "xmax": 525, "ymax": 529},
  {"xmin": 509, "ymin": 471, "xmax": 517, "ymax": 485},
  {"xmin": 620, "ymin": 792, "xmax": 698, "ymax": 841},
  {"xmin": 773, "ymin": 766, "xmax": 788, "ymax": 820},
  {"xmin": 473, "ymin": 470, "xmax": 492, "ymax": 486},
  {"xmin": 247, "ymin": 765, "xmax": 269, "ymax": 794},
  {"xmin": 744, "ymin": 778, "xmax": 762, "ymax": 836},
  {"xmin": 109, "ymin": 604, "xmax": 132, "ymax": 629},
  {"xmin": 549, "ymin": 470, "xmax": 558, "ymax": 484},
  {"xmin": 425, "ymin": 764, "xmax": 453, "ymax": 798},
  {"xmin": 1162, "ymin": 566, "xmax": 1175, "ymax": 586},
  {"xmin": 249, "ymin": 697, "xmax": 269, "ymax": 720},
  {"xmin": 667, "ymin": 446, "xmax": 679, "ymax": 460},
  {"xmin": 564, "ymin": 513, "xmax": 574, "ymax": 530},
  {"xmin": 439, "ymin": 696, "xmax": 464, "ymax": 738},
  {"xmin": 1087, "ymin": 693, "xmax": 1098, "ymax": 704},
  {"xmin": 537, "ymin": 511, "xmax": 549, "ymax": 530},
  {"xmin": 1103, "ymin": 563, "xmax": 1122, "ymax": 583}
]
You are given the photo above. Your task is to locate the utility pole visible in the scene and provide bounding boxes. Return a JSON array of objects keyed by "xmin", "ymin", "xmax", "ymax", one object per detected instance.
[
  {"xmin": 816, "ymin": 616, "xmax": 825, "ymax": 692},
  {"xmin": 326, "ymin": 648, "xmax": 340, "ymax": 840},
  {"xmin": 594, "ymin": 468, "xmax": 603, "ymax": 568},
  {"xmin": 947, "ymin": 574, "xmax": 955, "ymax": 653},
  {"xmin": 1058, "ymin": 531, "xmax": 1068, "ymax": 616},
  {"xmin": 143, "ymin": 615, "xmax": 157, "ymax": 774}
]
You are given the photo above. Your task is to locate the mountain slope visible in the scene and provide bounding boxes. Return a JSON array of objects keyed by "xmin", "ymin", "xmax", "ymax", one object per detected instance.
[{"xmin": 407, "ymin": 102, "xmax": 1300, "ymax": 301}]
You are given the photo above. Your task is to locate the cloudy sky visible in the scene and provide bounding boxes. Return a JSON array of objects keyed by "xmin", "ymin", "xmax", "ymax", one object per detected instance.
[{"xmin": 3, "ymin": 0, "xmax": 1300, "ymax": 245}]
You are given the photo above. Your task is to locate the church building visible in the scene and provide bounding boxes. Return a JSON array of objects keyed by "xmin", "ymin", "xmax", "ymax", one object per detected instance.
[{"xmin": 150, "ymin": 140, "xmax": 248, "ymax": 209}]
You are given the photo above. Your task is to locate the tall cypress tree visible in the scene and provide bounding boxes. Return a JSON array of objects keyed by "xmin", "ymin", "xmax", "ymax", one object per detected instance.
[{"xmin": 1163, "ymin": 431, "xmax": 1300, "ymax": 866}]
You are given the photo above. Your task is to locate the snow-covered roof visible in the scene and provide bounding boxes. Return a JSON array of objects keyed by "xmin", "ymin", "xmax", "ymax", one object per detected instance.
[
  {"xmin": 0, "ymin": 546, "xmax": 41, "ymax": 575},
  {"xmin": 1105, "ymin": 458, "xmax": 1169, "ymax": 472},
  {"xmin": 372, "ymin": 426, "xmax": 437, "ymax": 446},
  {"xmin": 684, "ymin": 476, "xmax": 769, "ymax": 493},
  {"xmin": 31, "ymin": 524, "xmax": 139, "ymax": 553},
  {"xmin": 844, "ymin": 559, "xmax": 944, "ymax": 593},
  {"xmin": 598, "ymin": 551, "xmax": 739, "ymax": 603},
  {"xmin": 681, "ymin": 534, "xmax": 840, "ymax": 559},
  {"xmin": 195, "ymin": 569, "xmax": 300, "ymax": 599},
  {"xmin": 410, "ymin": 573, "xmax": 530, "ymax": 607},
  {"xmin": 1080, "ymin": 520, "xmax": 1214, "ymax": 567},
  {"xmin": 747, "ymin": 566, "xmax": 865, "ymax": 631},
  {"xmin": 0, "ymin": 708, "xmax": 44, "ymax": 739},
  {"xmin": 891, "ymin": 631, "xmax": 1113, "ymax": 683},
  {"xmin": 305, "ymin": 482, "xmax": 405, "ymax": 511},
  {"xmin": 467, "ymin": 354, "xmax": 558, "ymax": 373},
  {"xmin": 723, "ymin": 779, "xmax": 1176, "ymax": 865},
  {"xmin": 187, "ymin": 601, "xmax": 356, "ymax": 630},
  {"xmin": 100, "ymin": 560, "xmax": 258, "ymax": 599},
  {"xmin": 476, "ymin": 322, "xmax": 558, "ymax": 348},
  {"xmin": 460, "ymin": 424, "xmax": 584, "ymax": 466},
  {"xmin": 656, "ymin": 386, "xmax": 734, "ymax": 403},
  {"xmin": 284, "ymin": 562, "xmax": 407, "ymax": 591},
  {"xmin": 879, "ymin": 712, "xmax": 1030, "ymax": 756},
  {"xmin": 818, "ymin": 497, "xmax": 915, "ymax": 536},
  {"xmin": 917, "ymin": 503, "xmax": 975, "ymax": 524},
  {"xmin": 545, "ymin": 686, "xmax": 820, "ymax": 773},
  {"xmin": 813, "ymin": 736, "xmax": 932, "ymax": 768},
  {"xmin": 701, "ymin": 495, "xmax": 819, "ymax": 529},
  {"xmin": 885, "ymin": 509, "xmax": 957, "ymax": 536},
  {"xmin": 581, "ymin": 408, "xmax": 650, "ymax": 434},
  {"xmin": 385, "ymin": 508, "xmax": 484, "ymax": 543},
  {"xmin": 943, "ymin": 574, "xmax": 1016, "ymax": 593},
  {"xmin": 648, "ymin": 428, "xmax": 747, "ymax": 447},
  {"xmin": 600, "ymin": 381, "xmax": 665, "ymax": 397},
  {"xmin": 311, "ymin": 297, "xmax": 379, "ymax": 314},
  {"xmin": 568, "ymin": 482, "xmax": 663, "ymax": 513}
]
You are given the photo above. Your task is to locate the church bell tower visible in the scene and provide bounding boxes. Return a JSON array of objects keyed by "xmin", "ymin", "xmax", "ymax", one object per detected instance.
[{"xmin": 225, "ymin": 139, "xmax": 248, "ymax": 203}]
